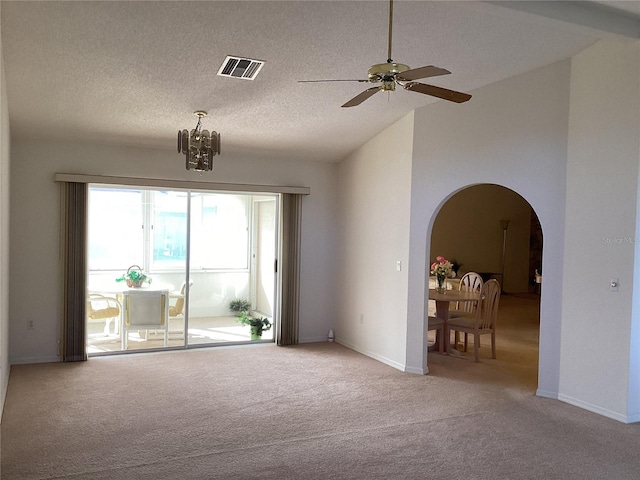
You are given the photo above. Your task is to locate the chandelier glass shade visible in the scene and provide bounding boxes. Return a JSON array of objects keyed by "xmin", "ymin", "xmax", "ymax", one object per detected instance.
[{"xmin": 177, "ymin": 111, "xmax": 221, "ymax": 172}]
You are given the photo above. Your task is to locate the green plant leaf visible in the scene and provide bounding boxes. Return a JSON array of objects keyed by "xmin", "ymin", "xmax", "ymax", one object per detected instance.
[{"xmin": 229, "ymin": 298, "xmax": 250, "ymax": 315}]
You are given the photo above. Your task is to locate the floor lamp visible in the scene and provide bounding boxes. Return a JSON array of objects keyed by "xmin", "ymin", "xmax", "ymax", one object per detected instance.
[{"xmin": 500, "ymin": 219, "xmax": 510, "ymax": 293}]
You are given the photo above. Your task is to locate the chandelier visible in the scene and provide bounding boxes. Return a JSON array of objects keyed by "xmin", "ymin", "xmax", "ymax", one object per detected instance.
[{"xmin": 177, "ymin": 111, "xmax": 221, "ymax": 172}]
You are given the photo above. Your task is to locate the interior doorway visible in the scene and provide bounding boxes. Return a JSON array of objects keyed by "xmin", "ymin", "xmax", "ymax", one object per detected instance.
[
  {"xmin": 427, "ymin": 184, "xmax": 541, "ymax": 388},
  {"xmin": 430, "ymin": 184, "xmax": 542, "ymax": 292}
]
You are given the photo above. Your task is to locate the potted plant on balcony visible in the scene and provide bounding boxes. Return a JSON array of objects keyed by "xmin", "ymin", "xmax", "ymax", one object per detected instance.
[
  {"xmin": 116, "ymin": 265, "xmax": 151, "ymax": 288},
  {"xmin": 229, "ymin": 298, "xmax": 250, "ymax": 316},
  {"xmin": 237, "ymin": 312, "xmax": 272, "ymax": 340}
]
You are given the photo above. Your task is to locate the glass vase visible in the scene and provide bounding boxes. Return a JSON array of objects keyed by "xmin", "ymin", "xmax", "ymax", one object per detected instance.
[{"xmin": 436, "ymin": 274, "xmax": 447, "ymax": 294}]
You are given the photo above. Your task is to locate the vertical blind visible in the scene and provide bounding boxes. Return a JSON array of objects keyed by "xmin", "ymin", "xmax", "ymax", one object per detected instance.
[
  {"xmin": 278, "ymin": 193, "xmax": 302, "ymax": 346},
  {"xmin": 62, "ymin": 182, "xmax": 88, "ymax": 362}
]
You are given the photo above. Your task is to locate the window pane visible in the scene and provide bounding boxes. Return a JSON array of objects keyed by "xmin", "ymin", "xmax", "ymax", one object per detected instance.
[
  {"xmin": 88, "ymin": 187, "xmax": 250, "ymax": 272},
  {"xmin": 191, "ymin": 193, "xmax": 249, "ymax": 269},
  {"xmin": 88, "ymin": 187, "xmax": 143, "ymax": 270},
  {"xmin": 151, "ymin": 190, "xmax": 188, "ymax": 269}
]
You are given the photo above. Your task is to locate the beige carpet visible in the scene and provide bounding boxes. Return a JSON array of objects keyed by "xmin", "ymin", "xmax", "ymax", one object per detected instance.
[{"xmin": 2, "ymin": 295, "xmax": 640, "ymax": 479}]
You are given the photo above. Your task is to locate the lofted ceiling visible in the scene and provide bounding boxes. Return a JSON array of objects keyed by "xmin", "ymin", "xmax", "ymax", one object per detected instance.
[{"xmin": 1, "ymin": 1, "xmax": 638, "ymax": 163}]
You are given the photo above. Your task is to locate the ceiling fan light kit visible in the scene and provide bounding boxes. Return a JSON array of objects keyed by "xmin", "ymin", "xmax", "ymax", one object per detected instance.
[
  {"xmin": 299, "ymin": 0, "xmax": 471, "ymax": 108},
  {"xmin": 177, "ymin": 111, "xmax": 221, "ymax": 173}
]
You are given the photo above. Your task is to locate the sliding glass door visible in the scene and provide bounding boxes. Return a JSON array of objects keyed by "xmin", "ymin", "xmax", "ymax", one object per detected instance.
[{"xmin": 86, "ymin": 185, "xmax": 278, "ymax": 355}]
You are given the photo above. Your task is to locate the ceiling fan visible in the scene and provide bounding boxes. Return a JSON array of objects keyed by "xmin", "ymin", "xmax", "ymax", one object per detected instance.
[{"xmin": 299, "ymin": 0, "xmax": 471, "ymax": 108}]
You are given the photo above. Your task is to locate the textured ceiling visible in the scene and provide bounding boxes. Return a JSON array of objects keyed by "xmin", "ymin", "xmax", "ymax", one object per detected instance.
[
  {"xmin": 596, "ymin": 0, "xmax": 640, "ymax": 15},
  {"xmin": 1, "ymin": 1, "xmax": 638, "ymax": 163}
]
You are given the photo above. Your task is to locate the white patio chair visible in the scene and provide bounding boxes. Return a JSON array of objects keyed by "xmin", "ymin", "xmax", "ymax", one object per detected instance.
[{"xmin": 122, "ymin": 290, "xmax": 169, "ymax": 350}]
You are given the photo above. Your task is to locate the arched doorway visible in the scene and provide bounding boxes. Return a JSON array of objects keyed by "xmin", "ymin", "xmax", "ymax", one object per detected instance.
[{"xmin": 426, "ymin": 184, "xmax": 542, "ymax": 390}]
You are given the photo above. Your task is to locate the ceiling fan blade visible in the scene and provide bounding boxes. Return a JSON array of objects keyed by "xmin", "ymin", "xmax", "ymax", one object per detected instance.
[
  {"xmin": 342, "ymin": 86, "xmax": 381, "ymax": 108},
  {"xmin": 298, "ymin": 79, "xmax": 369, "ymax": 83},
  {"xmin": 396, "ymin": 65, "xmax": 450, "ymax": 82},
  {"xmin": 404, "ymin": 82, "xmax": 471, "ymax": 103}
]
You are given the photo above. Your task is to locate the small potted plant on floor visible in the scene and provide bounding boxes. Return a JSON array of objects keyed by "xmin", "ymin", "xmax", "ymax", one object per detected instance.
[
  {"xmin": 237, "ymin": 312, "xmax": 272, "ymax": 340},
  {"xmin": 229, "ymin": 298, "xmax": 251, "ymax": 316}
]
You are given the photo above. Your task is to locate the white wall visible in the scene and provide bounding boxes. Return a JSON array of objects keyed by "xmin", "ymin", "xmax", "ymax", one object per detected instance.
[
  {"xmin": 0, "ymin": 2, "xmax": 12, "ymax": 417},
  {"xmin": 562, "ymin": 39, "xmax": 640, "ymax": 422},
  {"xmin": 406, "ymin": 60, "xmax": 572, "ymax": 386},
  {"xmin": 9, "ymin": 139, "xmax": 338, "ymax": 364},
  {"xmin": 336, "ymin": 112, "xmax": 414, "ymax": 371}
]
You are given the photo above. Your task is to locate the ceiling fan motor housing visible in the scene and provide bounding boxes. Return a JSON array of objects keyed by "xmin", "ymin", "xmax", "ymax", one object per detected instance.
[{"xmin": 368, "ymin": 62, "xmax": 410, "ymax": 81}]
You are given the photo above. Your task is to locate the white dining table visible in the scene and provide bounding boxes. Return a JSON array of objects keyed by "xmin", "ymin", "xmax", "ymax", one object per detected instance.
[{"xmin": 89, "ymin": 281, "xmax": 175, "ymax": 294}]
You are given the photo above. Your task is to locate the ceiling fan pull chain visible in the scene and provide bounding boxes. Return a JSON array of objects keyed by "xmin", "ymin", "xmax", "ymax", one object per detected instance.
[{"xmin": 387, "ymin": 0, "xmax": 394, "ymax": 63}]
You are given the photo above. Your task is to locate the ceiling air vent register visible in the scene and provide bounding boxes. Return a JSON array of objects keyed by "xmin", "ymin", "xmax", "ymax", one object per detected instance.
[{"xmin": 217, "ymin": 56, "xmax": 265, "ymax": 80}]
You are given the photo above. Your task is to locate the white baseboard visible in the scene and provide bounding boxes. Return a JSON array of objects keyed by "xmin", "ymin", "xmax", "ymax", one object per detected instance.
[
  {"xmin": 539, "ymin": 390, "xmax": 636, "ymax": 424},
  {"xmin": 536, "ymin": 388, "xmax": 558, "ymax": 399},
  {"xmin": 558, "ymin": 393, "xmax": 630, "ymax": 423},
  {"xmin": 288, "ymin": 338, "xmax": 428, "ymax": 374},
  {"xmin": 404, "ymin": 364, "xmax": 429, "ymax": 375},
  {"xmin": 625, "ymin": 412, "xmax": 640, "ymax": 423},
  {"xmin": 334, "ymin": 339, "xmax": 408, "ymax": 372},
  {"xmin": 10, "ymin": 355, "xmax": 60, "ymax": 365},
  {"xmin": 298, "ymin": 336, "xmax": 330, "ymax": 344}
]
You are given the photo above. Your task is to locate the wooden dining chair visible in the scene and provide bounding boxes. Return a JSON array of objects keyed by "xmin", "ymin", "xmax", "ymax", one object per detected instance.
[
  {"xmin": 446, "ymin": 279, "xmax": 501, "ymax": 362},
  {"xmin": 450, "ymin": 272, "xmax": 483, "ymax": 314},
  {"xmin": 448, "ymin": 271, "xmax": 483, "ymax": 350},
  {"xmin": 427, "ymin": 316, "xmax": 445, "ymax": 353}
]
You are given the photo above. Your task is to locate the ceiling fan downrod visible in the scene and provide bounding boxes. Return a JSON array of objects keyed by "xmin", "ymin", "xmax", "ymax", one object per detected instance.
[{"xmin": 387, "ymin": 0, "xmax": 394, "ymax": 63}]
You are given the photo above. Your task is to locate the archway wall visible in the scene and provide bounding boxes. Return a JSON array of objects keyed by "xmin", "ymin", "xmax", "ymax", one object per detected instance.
[
  {"xmin": 408, "ymin": 38, "xmax": 640, "ymax": 422},
  {"xmin": 407, "ymin": 59, "xmax": 572, "ymax": 395}
]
